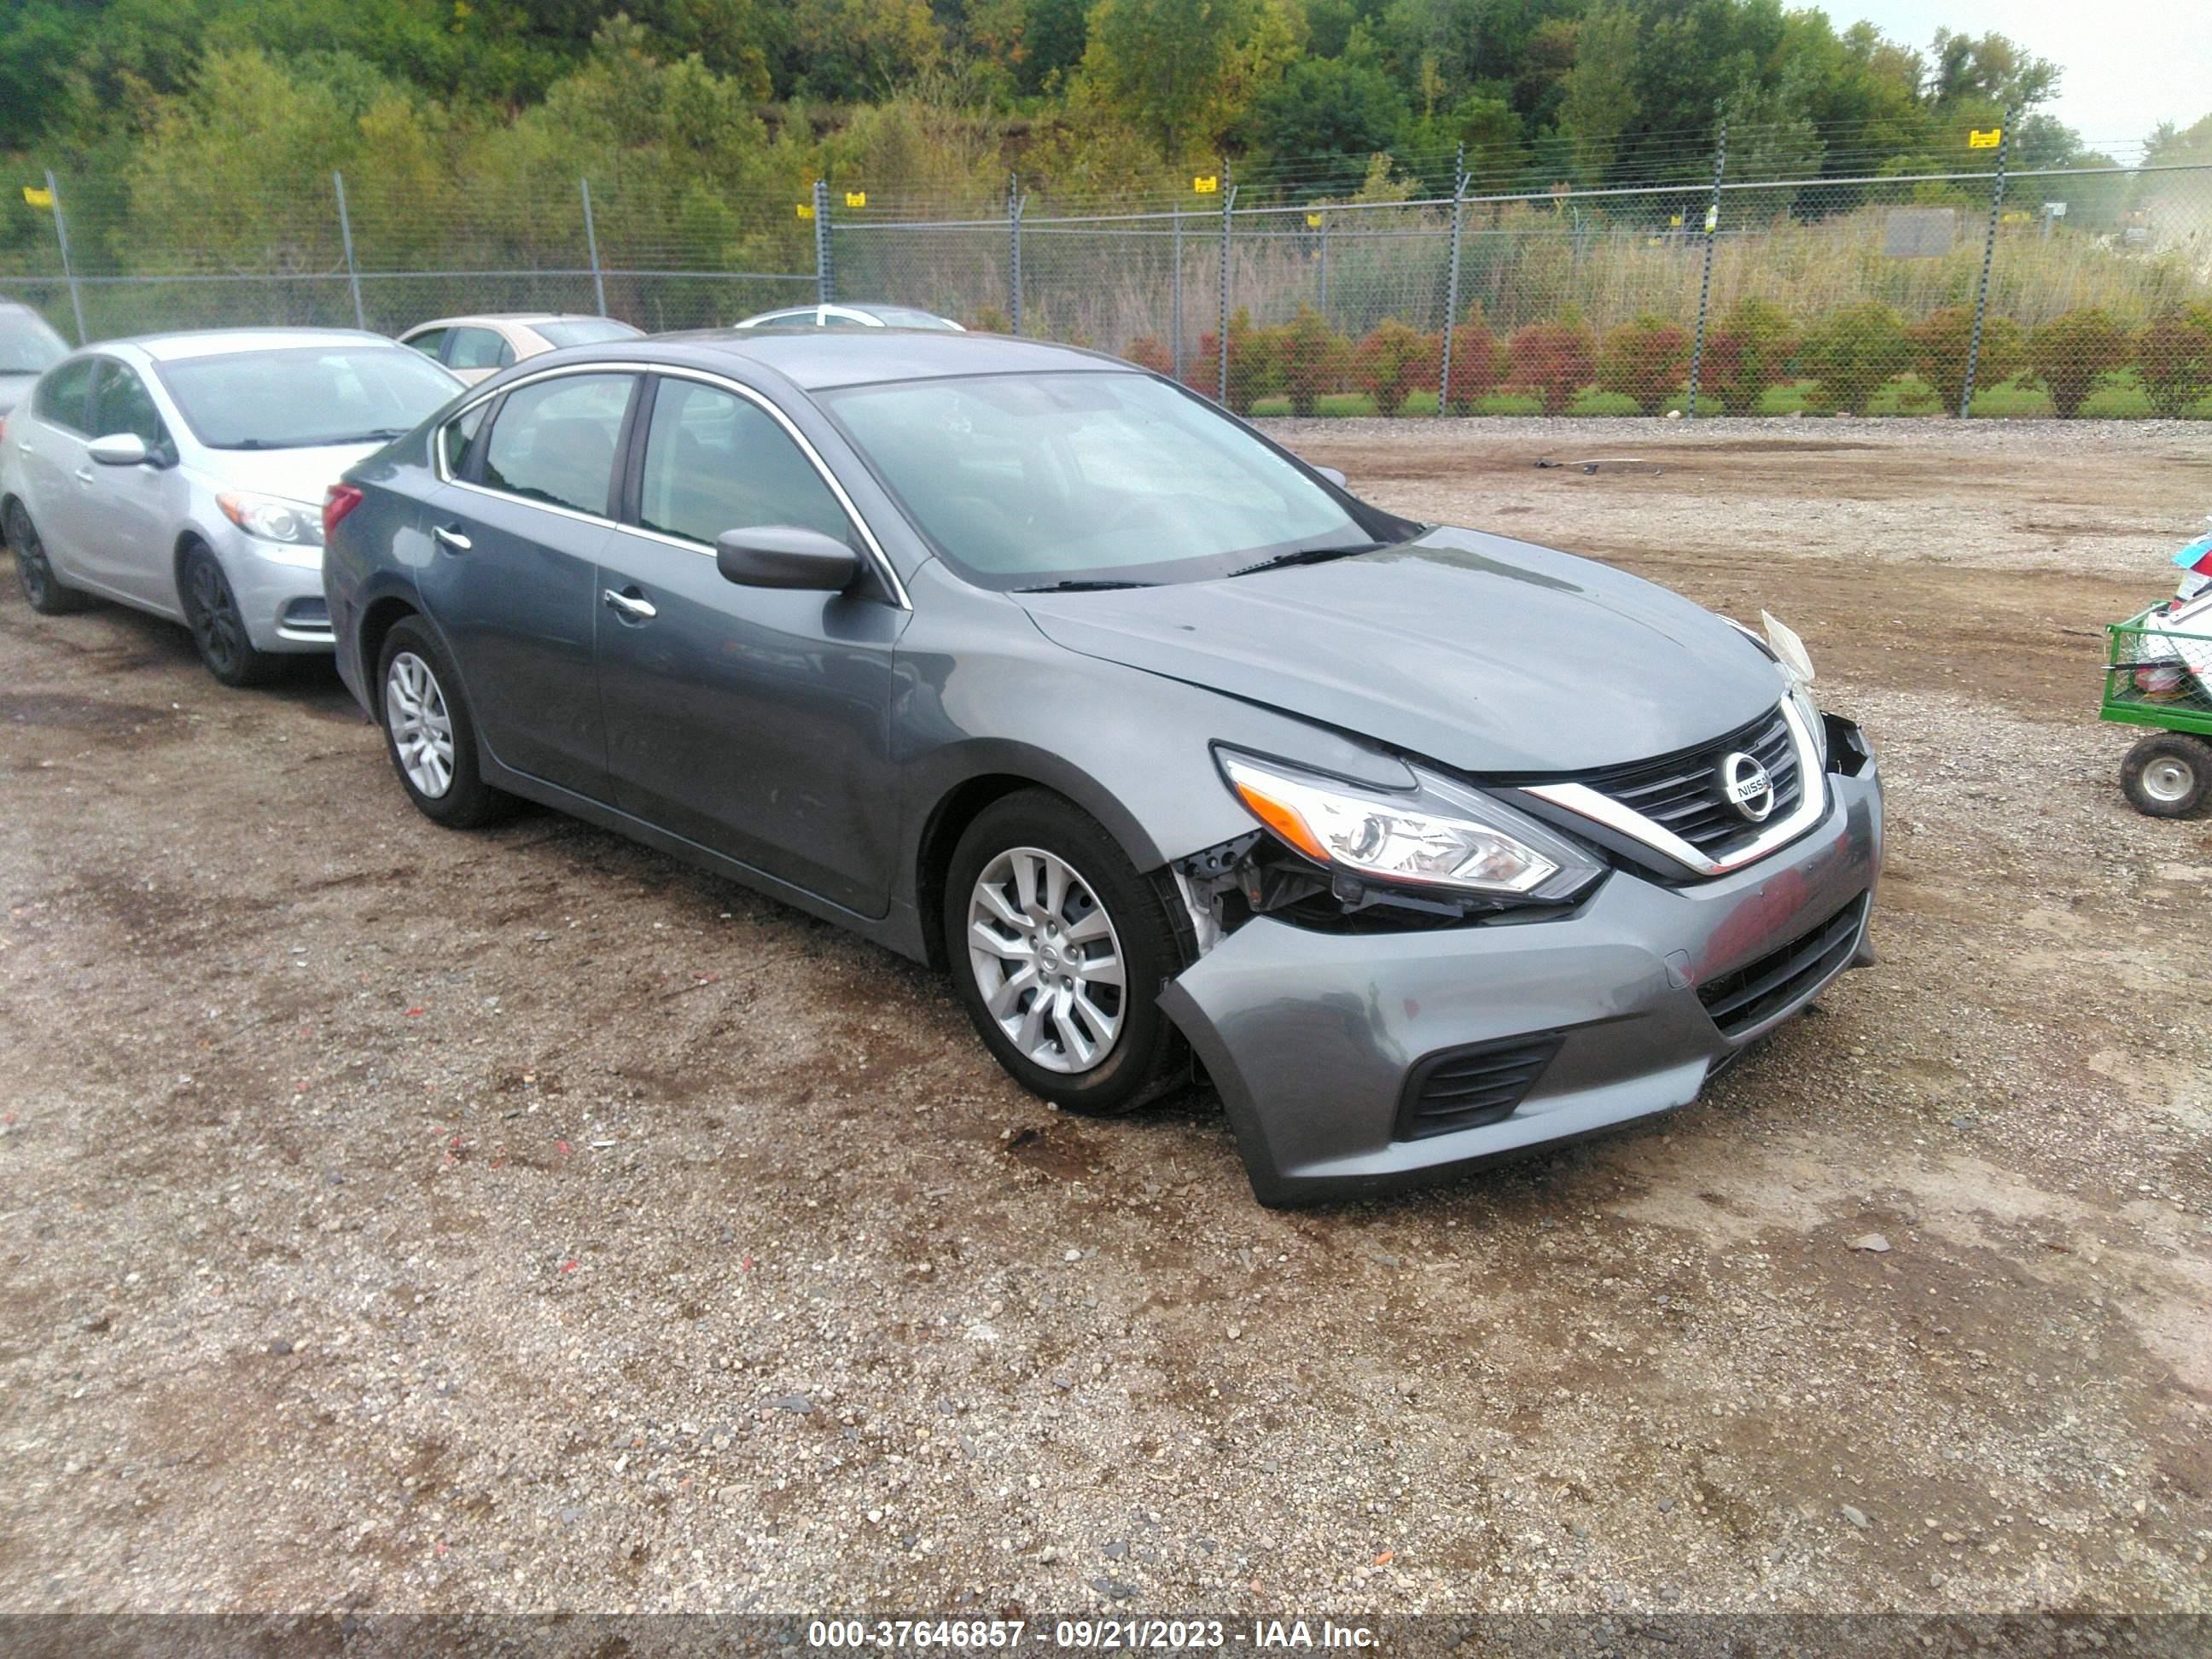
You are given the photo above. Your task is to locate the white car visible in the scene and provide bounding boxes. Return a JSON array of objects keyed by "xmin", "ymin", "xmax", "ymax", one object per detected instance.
[
  {"xmin": 0, "ymin": 300, "xmax": 71, "ymax": 428},
  {"xmin": 732, "ymin": 303, "xmax": 964, "ymax": 332},
  {"xmin": 0, "ymin": 328, "xmax": 461, "ymax": 685},
  {"xmin": 398, "ymin": 313, "xmax": 643, "ymax": 384}
]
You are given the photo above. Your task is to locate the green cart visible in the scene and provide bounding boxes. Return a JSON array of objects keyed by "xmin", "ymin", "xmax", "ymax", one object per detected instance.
[{"xmin": 2103, "ymin": 606, "xmax": 2212, "ymax": 816}]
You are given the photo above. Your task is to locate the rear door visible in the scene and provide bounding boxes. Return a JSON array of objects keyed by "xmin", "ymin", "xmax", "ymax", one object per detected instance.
[
  {"xmin": 79, "ymin": 358, "xmax": 179, "ymax": 609},
  {"xmin": 591, "ymin": 372, "xmax": 907, "ymax": 914},
  {"xmin": 417, "ymin": 370, "xmax": 638, "ymax": 800}
]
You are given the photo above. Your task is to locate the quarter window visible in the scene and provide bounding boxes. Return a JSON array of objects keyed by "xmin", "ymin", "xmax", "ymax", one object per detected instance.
[
  {"xmin": 448, "ymin": 328, "xmax": 513, "ymax": 371},
  {"xmin": 636, "ymin": 377, "xmax": 853, "ymax": 548},
  {"xmin": 33, "ymin": 357, "xmax": 97, "ymax": 434},
  {"xmin": 480, "ymin": 373, "xmax": 634, "ymax": 517},
  {"xmin": 91, "ymin": 361, "xmax": 166, "ymax": 447},
  {"xmin": 405, "ymin": 328, "xmax": 449, "ymax": 361}
]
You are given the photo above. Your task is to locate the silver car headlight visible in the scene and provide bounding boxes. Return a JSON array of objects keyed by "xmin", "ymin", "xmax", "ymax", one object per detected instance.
[
  {"xmin": 218, "ymin": 491, "xmax": 325, "ymax": 548},
  {"xmin": 1217, "ymin": 750, "xmax": 1600, "ymax": 901},
  {"xmin": 1761, "ymin": 610, "xmax": 1828, "ymax": 771}
]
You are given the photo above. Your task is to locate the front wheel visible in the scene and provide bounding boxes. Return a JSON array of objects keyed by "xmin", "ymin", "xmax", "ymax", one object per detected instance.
[
  {"xmin": 2121, "ymin": 732, "xmax": 2211, "ymax": 818},
  {"xmin": 944, "ymin": 790, "xmax": 1185, "ymax": 1115},
  {"xmin": 5, "ymin": 500, "xmax": 89, "ymax": 615},
  {"xmin": 179, "ymin": 545, "xmax": 280, "ymax": 686}
]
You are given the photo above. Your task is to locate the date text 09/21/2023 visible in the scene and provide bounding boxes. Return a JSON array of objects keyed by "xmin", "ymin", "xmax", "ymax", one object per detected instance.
[{"xmin": 806, "ymin": 1619, "xmax": 1380, "ymax": 1650}]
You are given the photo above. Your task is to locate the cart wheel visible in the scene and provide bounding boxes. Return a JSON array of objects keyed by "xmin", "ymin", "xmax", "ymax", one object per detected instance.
[{"xmin": 2120, "ymin": 733, "xmax": 2212, "ymax": 818}]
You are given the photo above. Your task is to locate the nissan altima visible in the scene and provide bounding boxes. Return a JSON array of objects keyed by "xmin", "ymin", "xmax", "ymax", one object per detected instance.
[{"xmin": 323, "ymin": 332, "xmax": 1881, "ymax": 1205}]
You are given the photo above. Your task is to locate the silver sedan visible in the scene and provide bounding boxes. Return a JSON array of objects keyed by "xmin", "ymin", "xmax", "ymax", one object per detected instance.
[{"xmin": 0, "ymin": 328, "xmax": 460, "ymax": 684}]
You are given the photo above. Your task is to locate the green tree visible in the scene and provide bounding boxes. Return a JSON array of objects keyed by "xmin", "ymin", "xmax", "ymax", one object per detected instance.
[
  {"xmin": 1254, "ymin": 55, "xmax": 1407, "ymax": 178},
  {"xmin": 1077, "ymin": 0, "xmax": 1261, "ymax": 160},
  {"xmin": 1556, "ymin": 7, "xmax": 1639, "ymax": 183}
]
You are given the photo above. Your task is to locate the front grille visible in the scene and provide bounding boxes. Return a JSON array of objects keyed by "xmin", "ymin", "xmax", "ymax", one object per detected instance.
[
  {"xmin": 1394, "ymin": 1033, "xmax": 1563, "ymax": 1142},
  {"xmin": 1697, "ymin": 895, "xmax": 1868, "ymax": 1039},
  {"xmin": 1574, "ymin": 706, "xmax": 1802, "ymax": 861}
]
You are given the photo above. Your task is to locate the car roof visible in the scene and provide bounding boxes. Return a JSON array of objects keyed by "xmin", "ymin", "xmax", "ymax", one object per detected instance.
[
  {"xmin": 405, "ymin": 313, "xmax": 618, "ymax": 331},
  {"xmin": 643, "ymin": 329, "xmax": 1125, "ymax": 391},
  {"xmin": 109, "ymin": 327, "xmax": 402, "ymax": 363}
]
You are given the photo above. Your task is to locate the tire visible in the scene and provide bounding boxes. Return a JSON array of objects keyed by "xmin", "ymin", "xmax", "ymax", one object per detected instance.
[
  {"xmin": 178, "ymin": 544, "xmax": 280, "ymax": 686},
  {"xmin": 2121, "ymin": 732, "xmax": 2212, "ymax": 818},
  {"xmin": 944, "ymin": 789, "xmax": 1185, "ymax": 1115},
  {"xmin": 375, "ymin": 616, "xmax": 511, "ymax": 829},
  {"xmin": 4, "ymin": 499, "xmax": 90, "ymax": 615}
]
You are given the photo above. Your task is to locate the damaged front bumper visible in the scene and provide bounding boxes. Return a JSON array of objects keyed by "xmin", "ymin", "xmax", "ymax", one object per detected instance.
[{"xmin": 1158, "ymin": 734, "xmax": 1882, "ymax": 1207}]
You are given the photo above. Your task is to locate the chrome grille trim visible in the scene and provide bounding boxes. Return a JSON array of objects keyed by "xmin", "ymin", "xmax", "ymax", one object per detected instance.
[{"xmin": 1523, "ymin": 699, "xmax": 1828, "ymax": 879}]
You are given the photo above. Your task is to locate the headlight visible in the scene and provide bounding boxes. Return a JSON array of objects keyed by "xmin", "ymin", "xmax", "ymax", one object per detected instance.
[
  {"xmin": 1760, "ymin": 611, "xmax": 1828, "ymax": 770},
  {"xmin": 1217, "ymin": 750, "xmax": 1601, "ymax": 901},
  {"xmin": 218, "ymin": 491, "xmax": 324, "ymax": 547}
]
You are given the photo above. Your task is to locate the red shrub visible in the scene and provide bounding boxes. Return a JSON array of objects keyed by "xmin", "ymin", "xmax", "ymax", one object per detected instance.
[{"xmin": 1505, "ymin": 318, "xmax": 1598, "ymax": 415}]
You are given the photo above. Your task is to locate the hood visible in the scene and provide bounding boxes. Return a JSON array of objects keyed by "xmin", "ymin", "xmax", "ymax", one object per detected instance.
[
  {"xmin": 189, "ymin": 442, "xmax": 386, "ymax": 509},
  {"xmin": 1017, "ymin": 527, "xmax": 1786, "ymax": 775}
]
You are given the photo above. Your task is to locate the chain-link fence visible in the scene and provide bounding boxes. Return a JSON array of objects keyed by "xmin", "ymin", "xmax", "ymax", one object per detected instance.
[{"xmin": 5, "ymin": 154, "xmax": 2209, "ymax": 419}]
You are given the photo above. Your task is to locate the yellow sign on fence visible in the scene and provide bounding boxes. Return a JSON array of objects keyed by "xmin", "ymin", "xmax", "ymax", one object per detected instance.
[
  {"xmin": 1306, "ymin": 212, "xmax": 1323, "ymax": 229},
  {"xmin": 795, "ymin": 202, "xmax": 814, "ymax": 219},
  {"xmin": 845, "ymin": 190, "xmax": 866, "ymax": 208},
  {"xmin": 1193, "ymin": 174, "xmax": 1219, "ymax": 194},
  {"xmin": 21, "ymin": 184, "xmax": 53, "ymax": 209},
  {"xmin": 1969, "ymin": 127, "xmax": 2003, "ymax": 148}
]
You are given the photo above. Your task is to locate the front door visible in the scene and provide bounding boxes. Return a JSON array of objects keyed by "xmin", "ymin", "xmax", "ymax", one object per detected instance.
[
  {"xmin": 82, "ymin": 358, "xmax": 179, "ymax": 610},
  {"xmin": 593, "ymin": 374, "xmax": 907, "ymax": 916},
  {"xmin": 415, "ymin": 370, "xmax": 637, "ymax": 800}
]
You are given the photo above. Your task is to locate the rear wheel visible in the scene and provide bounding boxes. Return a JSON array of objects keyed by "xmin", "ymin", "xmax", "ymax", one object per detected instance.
[
  {"xmin": 2121, "ymin": 732, "xmax": 2211, "ymax": 818},
  {"xmin": 944, "ymin": 790, "xmax": 1185, "ymax": 1115},
  {"xmin": 376, "ymin": 616, "xmax": 509, "ymax": 828},
  {"xmin": 179, "ymin": 545, "xmax": 279, "ymax": 686},
  {"xmin": 5, "ymin": 500, "xmax": 89, "ymax": 615}
]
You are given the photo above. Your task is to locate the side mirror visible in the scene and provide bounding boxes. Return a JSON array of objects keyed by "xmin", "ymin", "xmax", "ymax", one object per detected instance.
[
  {"xmin": 1313, "ymin": 464, "xmax": 1348, "ymax": 489},
  {"xmin": 89, "ymin": 432, "xmax": 151, "ymax": 467},
  {"xmin": 715, "ymin": 525, "xmax": 861, "ymax": 591}
]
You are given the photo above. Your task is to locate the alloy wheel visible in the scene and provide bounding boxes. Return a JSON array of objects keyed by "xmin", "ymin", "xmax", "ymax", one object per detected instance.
[
  {"xmin": 385, "ymin": 650, "xmax": 457, "ymax": 798},
  {"xmin": 9, "ymin": 507, "xmax": 55, "ymax": 606},
  {"xmin": 965, "ymin": 846, "xmax": 1126, "ymax": 1074},
  {"xmin": 186, "ymin": 556, "xmax": 250, "ymax": 677}
]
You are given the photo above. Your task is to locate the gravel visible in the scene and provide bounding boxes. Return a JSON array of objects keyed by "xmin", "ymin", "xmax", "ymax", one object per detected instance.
[{"xmin": 0, "ymin": 418, "xmax": 2206, "ymax": 1616}]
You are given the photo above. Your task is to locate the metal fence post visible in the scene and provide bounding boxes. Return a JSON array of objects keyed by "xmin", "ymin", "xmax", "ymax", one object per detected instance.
[
  {"xmin": 813, "ymin": 180, "xmax": 834, "ymax": 304},
  {"xmin": 1007, "ymin": 175, "xmax": 1024, "ymax": 336},
  {"xmin": 1960, "ymin": 114, "xmax": 2013, "ymax": 420},
  {"xmin": 1217, "ymin": 174, "xmax": 1236, "ymax": 405},
  {"xmin": 1685, "ymin": 122, "xmax": 1727, "ymax": 420},
  {"xmin": 580, "ymin": 178, "xmax": 608, "ymax": 316},
  {"xmin": 333, "ymin": 171, "xmax": 366, "ymax": 329},
  {"xmin": 43, "ymin": 169, "xmax": 87, "ymax": 345},
  {"xmin": 1170, "ymin": 207, "xmax": 1184, "ymax": 380},
  {"xmin": 1317, "ymin": 217, "xmax": 1329, "ymax": 316},
  {"xmin": 1435, "ymin": 146, "xmax": 1468, "ymax": 417}
]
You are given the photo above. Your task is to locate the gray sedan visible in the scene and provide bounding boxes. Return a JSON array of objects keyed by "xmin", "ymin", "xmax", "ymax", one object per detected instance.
[
  {"xmin": 323, "ymin": 333, "xmax": 1882, "ymax": 1206},
  {"xmin": 0, "ymin": 328, "xmax": 461, "ymax": 684}
]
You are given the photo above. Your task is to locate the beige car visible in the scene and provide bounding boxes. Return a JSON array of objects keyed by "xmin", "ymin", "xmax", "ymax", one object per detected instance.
[{"xmin": 397, "ymin": 313, "xmax": 643, "ymax": 385}]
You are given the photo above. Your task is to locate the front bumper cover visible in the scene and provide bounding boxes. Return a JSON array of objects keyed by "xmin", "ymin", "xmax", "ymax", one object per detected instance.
[{"xmin": 1158, "ymin": 751, "xmax": 1882, "ymax": 1207}]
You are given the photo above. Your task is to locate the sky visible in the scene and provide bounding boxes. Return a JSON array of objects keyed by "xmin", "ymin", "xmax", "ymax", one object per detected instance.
[{"xmin": 1826, "ymin": 0, "xmax": 2211, "ymax": 152}]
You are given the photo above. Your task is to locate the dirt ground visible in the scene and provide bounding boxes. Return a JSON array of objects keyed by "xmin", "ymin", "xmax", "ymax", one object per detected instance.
[{"xmin": 0, "ymin": 417, "xmax": 2207, "ymax": 1620}]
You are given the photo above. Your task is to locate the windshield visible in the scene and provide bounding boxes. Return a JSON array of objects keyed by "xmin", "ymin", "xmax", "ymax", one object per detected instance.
[
  {"xmin": 535, "ymin": 318, "xmax": 643, "ymax": 348},
  {"xmin": 156, "ymin": 345, "xmax": 460, "ymax": 449},
  {"xmin": 824, "ymin": 371, "xmax": 1389, "ymax": 589},
  {"xmin": 0, "ymin": 306, "xmax": 69, "ymax": 375}
]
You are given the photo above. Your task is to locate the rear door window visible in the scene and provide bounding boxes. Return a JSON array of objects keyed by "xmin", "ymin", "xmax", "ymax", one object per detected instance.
[
  {"xmin": 479, "ymin": 373, "xmax": 636, "ymax": 518},
  {"xmin": 634, "ymin": 376, "xmax": 852, "ymax": 547},
  {"xmin": 33, "ymin": 357, "xmax": 97, "ymax": 434},
  {"xmin": 405, "ymin": 328, "xmax": 449, "ymax": 361},
  {"xmin": 448, "ymin": 328, "xmax": 514, "ymax": 372}
]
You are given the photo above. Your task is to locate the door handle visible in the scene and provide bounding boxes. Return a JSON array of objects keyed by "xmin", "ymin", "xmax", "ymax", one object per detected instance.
[
  {"xmin": 602, "ymin": 587, "xmax": 657, "ymax": 622},
  {"xmin": 432, "ymin": 524, "xmax": 472, "ymax": 552},
  {"xmin": 74, "ymin": 467, "xmax": 95, "ymax": 483}
]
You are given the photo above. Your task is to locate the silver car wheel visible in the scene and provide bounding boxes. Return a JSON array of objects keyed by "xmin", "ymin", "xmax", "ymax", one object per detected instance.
[
  {"xmin": 385, "ymin": 650, "xmax": 457, "ymax": 799},
  {"xmin": 966, "ymin": 846, "xmax": 1126, "ymax": 1074},
  {"xmin": 2139, "ymin": 755, "xmax": 2194, "ymax": 805}
]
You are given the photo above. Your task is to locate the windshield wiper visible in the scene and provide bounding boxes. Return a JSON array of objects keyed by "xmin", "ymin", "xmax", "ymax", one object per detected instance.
[
  {"xmin": 1012, "ymin": 579, "xmax": 1158, "ymax": 593},
  {"xmin": 1225, "ymin": 541, "xmax": 1381, "ymax": 579},
  {"xmin": 305, "ymin": 428, "xmax": 408, "ymax": 447}
]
